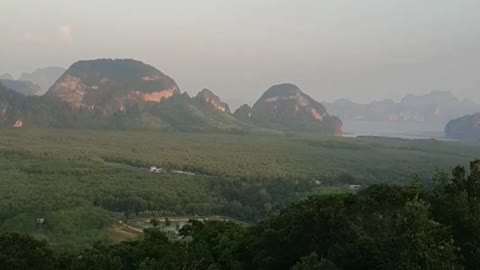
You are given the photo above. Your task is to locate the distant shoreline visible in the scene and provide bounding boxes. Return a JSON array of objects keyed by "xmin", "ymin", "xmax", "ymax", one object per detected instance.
[{"xmin": 341, "ymin": 119, "xmax": 446, "ymax": 140}]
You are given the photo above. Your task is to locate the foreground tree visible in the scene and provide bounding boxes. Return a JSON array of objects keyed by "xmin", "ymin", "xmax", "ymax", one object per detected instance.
[
  {"xmin": 394, "ymin": 199, "xmax": 461, "ymax": 270},
  {"xmin": 432, "ymin": 160, "xmax": 480, "ymax": 269},
  {"xmin": 0, "ymin": 233, "xmax": 54, "ymax": 270}
]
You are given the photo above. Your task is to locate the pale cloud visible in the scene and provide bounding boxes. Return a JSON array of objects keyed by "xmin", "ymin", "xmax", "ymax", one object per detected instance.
[{"xmin": 57, "ymin": 24, "xmax": 73, "ymax": 44}]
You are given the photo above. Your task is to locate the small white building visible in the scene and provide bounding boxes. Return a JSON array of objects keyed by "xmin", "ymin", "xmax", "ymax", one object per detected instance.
[{"xmin": 150, "ymin": 166, "xmax": 165, "ymax": 173}]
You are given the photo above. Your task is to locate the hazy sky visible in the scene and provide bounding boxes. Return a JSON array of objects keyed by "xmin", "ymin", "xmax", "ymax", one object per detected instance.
[{"xmin": 1, "ymin": 0, "xmax": 479, "ymax": 107}]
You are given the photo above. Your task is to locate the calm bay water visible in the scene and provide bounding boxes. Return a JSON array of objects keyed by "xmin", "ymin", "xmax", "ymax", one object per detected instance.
[{"xmin": 342, "ymin": 120, "xmax": 446, "ymax": 140}]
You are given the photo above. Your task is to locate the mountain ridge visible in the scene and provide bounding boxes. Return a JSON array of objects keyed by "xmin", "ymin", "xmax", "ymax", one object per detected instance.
[
  {"xmin": 19, "ymin": 67, "xmax": 66, "ymax": 95},
  {"xmin": 0, "ymin": 79, "xmax": 42, "ymax": 96},
  {"xmin": 324, "ymin": 91, "xmax": 480, "ymax": 124},
  {"xmin": 1, "ymin": 59, "xmax": 340, "ymax": 135}
]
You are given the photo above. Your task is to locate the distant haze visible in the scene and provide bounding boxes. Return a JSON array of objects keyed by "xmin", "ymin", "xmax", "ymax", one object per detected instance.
[{"xmin": 1, "ymin": 0, "xmax": 479, "ymax": 108}]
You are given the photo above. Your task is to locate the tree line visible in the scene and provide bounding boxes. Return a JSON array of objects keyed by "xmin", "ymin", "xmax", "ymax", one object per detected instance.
[{"xmin": 2, "ymin": 160, "xmax": 480, "ymax": 270}]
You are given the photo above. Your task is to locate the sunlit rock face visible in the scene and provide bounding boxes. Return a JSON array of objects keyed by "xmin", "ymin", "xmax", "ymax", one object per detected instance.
[
  {"xmin": 47, "ymin": 59, "xmax": 180, "ymax": 110},
  {"xmin": 142, "ymin": 90, "xmax": 177, "ymax": 103},
  {"xmin": 13, "ymin": 120, "xmax": 23, "ymax": 128},
  {"xmin": 194, "ymin": 89, "xmax": 231, "ymax": 113},
  {"xmin": 47, "ymin": 75, "xmax": 86, "ymax": 107}
]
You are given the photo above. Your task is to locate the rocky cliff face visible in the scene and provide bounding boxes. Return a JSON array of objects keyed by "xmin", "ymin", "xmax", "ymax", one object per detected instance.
[
  {"xmin": 47, "ymin": 59, "xmax": 180, "ymax": 111},
  {"xmin": 194, "ymin": 89, "xmax": 231, "ymax": 113},
  {"xmin": 324, "ymin": 91, "xmax": 480, "ymax": 124},
  {"xmin": 445, "ymin": 113, "xmax": 480, "ymax": 140},
  {"xmin": 239, "ymin": 83, "xmax": 342, "ymax": 134}
]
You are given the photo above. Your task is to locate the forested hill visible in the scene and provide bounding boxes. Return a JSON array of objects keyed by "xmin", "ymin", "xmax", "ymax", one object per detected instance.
[
  {"xmin": 46, "ymin": 59, "xmax": 180, "ymax": 108},
  {"xmin": 445, "ymin": 112, "xmax": 480, "ymax": 140},
  {"xmin": 2, "ymin": 160, "xmax": 479, "ymax": 269},
  {"xmin": 235, "ymin": 83, "xmax": 343, "ymax": 135}
]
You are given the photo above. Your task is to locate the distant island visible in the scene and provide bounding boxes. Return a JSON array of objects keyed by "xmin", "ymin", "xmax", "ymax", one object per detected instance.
[
  {"xmin": 445, "ymin": 113, "xmax": 480, "ymax": 140},
  {"xmin": 324, "ymin": 91, "xmax": 480, "ymax": 125}
]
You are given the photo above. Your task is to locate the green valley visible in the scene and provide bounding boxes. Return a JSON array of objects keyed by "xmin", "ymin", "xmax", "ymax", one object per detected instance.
[{"xmin": 0, "ymin": 128, "xmax": 479, "ymax": 248}]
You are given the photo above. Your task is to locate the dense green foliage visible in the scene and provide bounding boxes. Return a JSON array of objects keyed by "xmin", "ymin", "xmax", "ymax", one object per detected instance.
[
  {"xmin": 2, "ymin": 160, "xmax": 480, "ymax": 269},
  {"xmin": 0, "ymin": 129, "xmax": 479, "ymax": 248}
]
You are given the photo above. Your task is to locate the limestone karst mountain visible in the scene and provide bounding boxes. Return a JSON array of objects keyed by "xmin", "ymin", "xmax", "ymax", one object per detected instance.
[
  {"xmin": 233, "ymin": 83, "xmax": 342, "ymax": 134},
  {"xmin": 445, "ymin": 113, "xmax": 480, "ymax": 140},
  {"xmin": 1, "ymin": 59, "xmax": 342, "ymax": 135}
]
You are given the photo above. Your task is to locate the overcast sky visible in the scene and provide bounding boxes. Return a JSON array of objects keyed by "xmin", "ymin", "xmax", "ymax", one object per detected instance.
[{"xmin": 1, "ymin": 0, "xmax": 479, "ymax": 107}]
